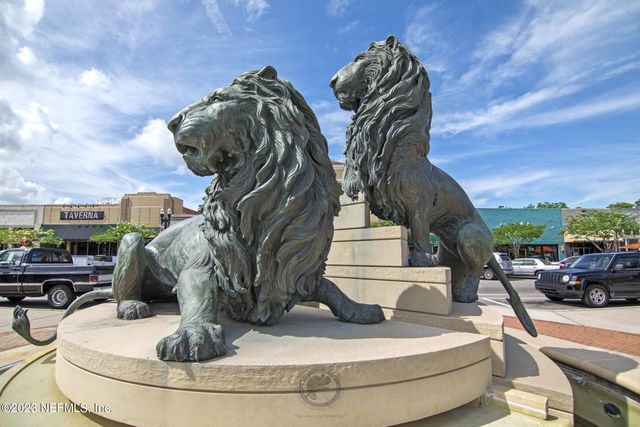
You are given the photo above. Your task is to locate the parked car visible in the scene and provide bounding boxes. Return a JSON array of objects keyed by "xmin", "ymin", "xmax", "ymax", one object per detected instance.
[
  {"xmin": 0, "ymin": 247, "xmax": 111, "ymax": 309},
  {"xmin": 510, "ymin": 258, "xmax": 559, "ymax": 279},
  {"xmin": 482, "ymin": 252, "xmax": 513, "ymax": 280},
  {"xmin": 535, "ymin": 252, "xmax": 640, "ymax": 307},
  {"xmin": 559, "ymin": 256, "xmax": 580, "ymax": 269}
]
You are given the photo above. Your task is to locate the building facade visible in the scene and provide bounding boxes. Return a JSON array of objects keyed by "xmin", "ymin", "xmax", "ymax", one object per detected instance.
[{"xmin": 0, "ymin": 192, "xmax": 198, "ymax": 256}]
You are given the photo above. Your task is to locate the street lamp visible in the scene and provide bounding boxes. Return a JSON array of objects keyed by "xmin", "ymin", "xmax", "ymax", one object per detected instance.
[{"xmin": 160, "ymin": 208, "xmax": 172, "ymax": 230}]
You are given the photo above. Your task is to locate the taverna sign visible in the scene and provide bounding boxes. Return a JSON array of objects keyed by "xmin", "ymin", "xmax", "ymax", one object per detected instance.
[{"xmin": 60, "ymin": 211, "xmax": 105, "ymax": 220}]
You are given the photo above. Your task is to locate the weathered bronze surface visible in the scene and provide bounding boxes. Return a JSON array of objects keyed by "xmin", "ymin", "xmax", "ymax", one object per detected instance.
[{"xmin": 330, "ymin": 37, "xmax": 536, "ymax": 336}]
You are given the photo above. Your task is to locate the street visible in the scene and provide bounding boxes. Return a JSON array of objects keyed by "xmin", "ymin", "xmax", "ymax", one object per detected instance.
[{"xmin": 478, "ymin": 277, "xmax": 640, "ymax": 311}]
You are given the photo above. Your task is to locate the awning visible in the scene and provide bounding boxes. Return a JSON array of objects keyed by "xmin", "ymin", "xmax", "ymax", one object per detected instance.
[
  {"xmin": 43, "ymin": 224, "xmax": 116, "ymax": 241},
  {"xmin": 620, "ymin": 242, "xmax": 640, "ymax": 249}
]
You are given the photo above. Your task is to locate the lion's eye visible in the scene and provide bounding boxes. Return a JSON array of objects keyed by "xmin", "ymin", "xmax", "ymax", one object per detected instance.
[{"xmin": 354, "ymin": 54, "xmax": 365, "ymax": 62}]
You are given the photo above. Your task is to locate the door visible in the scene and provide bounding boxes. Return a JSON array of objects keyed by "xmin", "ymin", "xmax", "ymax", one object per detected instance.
[
  {"xmin": 511, "ymin": 259, "xmax": 524, "ymax": 276},
  {"xmin": 0, "ymin": 250, "xmax": 25, "ymax": 295},
  {"xmin": 610, "ymin": 254, "xmax": 640, "ymax": 297},
  {"xmin": 522, "ymin": 259, "xmax": 537, "ymax": 276}
]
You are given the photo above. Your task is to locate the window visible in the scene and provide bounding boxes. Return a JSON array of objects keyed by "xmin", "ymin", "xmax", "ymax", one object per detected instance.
[
  {"xmin": 29, "ymin": 250, "xmax": 52, "ymax": 263},
  {"xmin": 0, "ymin": 250, "xmax": 23, "ymax": 264},
  {"xmin": 618, "ymin": 255, "xmax": 640, "ymax": 270}
]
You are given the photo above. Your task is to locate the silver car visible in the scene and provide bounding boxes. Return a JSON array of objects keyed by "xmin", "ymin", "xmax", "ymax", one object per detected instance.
[
  {"xmin": 511, "ymin": 258, "xmax": 560, "ymax": 279},
  {"xmin": 483, "ymin": 252, "xmax": 513, "ymax": 280}
]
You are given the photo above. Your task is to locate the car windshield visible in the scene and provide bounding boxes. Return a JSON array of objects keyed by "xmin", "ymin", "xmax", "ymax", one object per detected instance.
[
  {"xmin": 571, "ymin": 254, "xmax": 613, "ymax": 270},
  {"xmin": 499, "ymin": 254, "xmax": 511, "ymax": 261},
  {"xmin": 539, "ymin": 259, "xmax": 551, "ymax": 265}
]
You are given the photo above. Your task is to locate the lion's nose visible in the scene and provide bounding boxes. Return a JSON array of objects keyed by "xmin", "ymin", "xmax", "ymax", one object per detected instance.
[
  {"xmin": 167, "ymin": 113, "xmax": 184, "ymax": 133},
  {"xmin": 329, "ymin": 74, "xmax": 338, "ymax": 89}
]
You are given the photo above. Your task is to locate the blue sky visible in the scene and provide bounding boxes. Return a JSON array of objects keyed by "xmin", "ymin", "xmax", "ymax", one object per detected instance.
[{"xmin": 1, "ymin": 0, "xmax": 639, "ymax": 209}]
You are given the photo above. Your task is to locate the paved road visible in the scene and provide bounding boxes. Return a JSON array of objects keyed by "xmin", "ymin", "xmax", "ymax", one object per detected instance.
[{"xmin": 478, "ymin": 277, "xmax": 640, "ymax": 311}]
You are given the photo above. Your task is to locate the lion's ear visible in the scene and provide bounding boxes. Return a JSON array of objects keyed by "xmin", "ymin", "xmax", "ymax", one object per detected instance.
[
  {"xmin": 385, "ymin": 34, "xmax": 398, "ymax": 49},
  {"xmin": 258, "ymin": 66, "xmax": 278, "ymax": 80}
]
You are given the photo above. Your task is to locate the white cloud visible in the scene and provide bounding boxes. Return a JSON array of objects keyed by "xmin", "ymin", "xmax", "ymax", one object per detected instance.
[
  {"xmin": 230, "ymin": 0, "xmax": 269, "ymax": 21},
  {"xmin": 16, "ymin": 46, "xmax": 36, "ymax": 66},
  {"xmin": 3, "ymin": 0, "xmax": 44, "ymax": 38},
  {"xmin": 423, "ymin": 0, "xmax": 640, "ymax": 136},
  {"xmin": 80, "ymin": 68, "xmax": 111, "ymax": 91},
  {"xmin": 312, "ymin": 101, "xmax": 352, "ymax": 149},
  {"xmin": 326, "ymin": 0, "xmax": 352, "ymax": 17},
  {"xmin": 337, "ymin": 20, "xmax": 359, "ymax": 35},
  {"xmin": 15, "ymin": 102, "xmax": 58, "ymax": 141},
  {"xmin": 128, "ymin": 119, "xmax": 188, "ymax": 173},
  {"xmin": 202, "ymin": 0, "xmax": 233, "ymax": 37},
  {"xmin": 461, "ymin": 170, "xmax": 553, "ymax": 199},
  {"xmin": 0, "ymin": 169, "xmax": 47, "ymax": 204},
  {"xmin": 53, "ymin": 196, "xmax": 73, "ymax": 205},
  {"xmin": 0, "ymin": 98, "xmax": 21, "ymax": 151}
]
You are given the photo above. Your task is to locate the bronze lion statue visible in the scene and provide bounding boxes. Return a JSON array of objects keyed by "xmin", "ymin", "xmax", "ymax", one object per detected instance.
[
  {"xmin": 13, "ymin": 66, "xmax": 385, "ymax": 360},
  {"xmin": 330, "ymin": 36, "xmax": 536, "ymax": 335}
]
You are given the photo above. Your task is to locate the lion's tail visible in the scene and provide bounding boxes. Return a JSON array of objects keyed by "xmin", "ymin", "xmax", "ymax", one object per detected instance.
[
  {"xmin": 488, "ymin": 258, "xmax": 538, "ymax": 337},
  {"xmin": 12, "ymin": 288, "xmax": 114, "ymax": 346}
]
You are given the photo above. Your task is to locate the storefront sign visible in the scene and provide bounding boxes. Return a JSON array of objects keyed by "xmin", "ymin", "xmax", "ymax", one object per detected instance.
[{"xmin": 60, "ymin": 211, "xmax": 105, "ymax": 220}]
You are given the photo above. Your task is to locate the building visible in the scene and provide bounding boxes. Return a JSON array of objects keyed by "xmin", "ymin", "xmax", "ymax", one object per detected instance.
[
  {"xmin": 0, "ymin": 192, "xmax": 198, "ymax": 256},
  {"xmin": 478, "ymin": 208, "xmax": 565, "ymax": 261}
]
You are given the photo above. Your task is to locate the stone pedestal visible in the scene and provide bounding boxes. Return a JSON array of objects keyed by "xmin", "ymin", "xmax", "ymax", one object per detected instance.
[
  {"xmin": 327, "ymin": 194, "xmax": 506, "ymax": 376},
  {"xmin": 55, "ymin": 303, "xmax": 492, "ymax": 427}
]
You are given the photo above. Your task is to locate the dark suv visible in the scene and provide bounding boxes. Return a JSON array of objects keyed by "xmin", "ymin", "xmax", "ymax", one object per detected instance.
[{"xmin": 535, "ymin": 252, "xmax": 640, "ymax": 307}]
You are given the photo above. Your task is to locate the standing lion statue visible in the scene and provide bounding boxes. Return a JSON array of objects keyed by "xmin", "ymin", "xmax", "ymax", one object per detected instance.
[
  {"xmin": 12, "ymin": 66, "xmax": 385, "ymax": 361},
  {"xmin": 330, "ymin": 36, "xmax": 536, "ymax": 336}
]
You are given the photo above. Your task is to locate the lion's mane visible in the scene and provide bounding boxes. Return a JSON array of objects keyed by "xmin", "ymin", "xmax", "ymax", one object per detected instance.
[
  {"xmin": 199, "ymin": 70, "xmax": 341, "ymax": 325},
  {"xmin": 343, "ymin": 39, "xmax": 432, "ymax": 223}
]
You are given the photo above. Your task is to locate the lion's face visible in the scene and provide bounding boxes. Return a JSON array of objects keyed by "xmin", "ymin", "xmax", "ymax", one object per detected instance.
[
  {"xmin": 168, "ymin": 85, "xmax": 253, "ymax": 178},
  {"xmin": 330, "ymin": 36, "xmax": 396, "ymax": 112},
  {"xmin": 330, "ymin": 50, "xmax": 379, "ymax": 112}
]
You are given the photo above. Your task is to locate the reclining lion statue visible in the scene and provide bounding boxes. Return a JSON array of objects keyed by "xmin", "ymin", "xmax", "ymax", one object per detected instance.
[
  {"xmin": 13, "ymin": 66, "xmax": 385, "ymax": 360},
  {"xmin": 330, "ymin": 36, "xmax": 536, "ymax": 336}
]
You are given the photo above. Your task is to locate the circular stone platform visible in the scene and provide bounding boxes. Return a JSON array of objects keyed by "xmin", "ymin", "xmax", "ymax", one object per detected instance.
[{"xmin": 56, "ymin": 303, "xmax": 492, "ymax": 427}]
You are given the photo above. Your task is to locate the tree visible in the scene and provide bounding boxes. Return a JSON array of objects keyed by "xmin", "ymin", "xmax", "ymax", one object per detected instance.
[
  {"xmin": 607, "ymin": 202, "xmax": 634, "ymax": 209},
  {"xmin": 33, "ymin": 229, "xmax": 64, "ymax": 247},
  {"xmin": 0, "ymin": 228, "xmax": 63, "ymax": 248},
  {"xmin": 564, "ymin": 210, "xmax": 640, "ymax": 252},
  {"xmin": 492, "ymin": 222, "xmax": 547, "ymax": 259},
  {"xmin": 525, "ymin": 202, "xmax": 568, "ymax": 209},
  {"xmin": 90, "ymin": 222, "xmax": 158, "ymax": 244},
  {"xmin": 635, "ymin": 199, "xmax": 640, "ymax": 209}
]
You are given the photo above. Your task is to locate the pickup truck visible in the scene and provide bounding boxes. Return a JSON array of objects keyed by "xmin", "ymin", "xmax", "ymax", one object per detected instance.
[
  {"xmin": 535, "ymin": 251, "xmax": 640, "ymax": 307},
  {"xmin": 0, "ymin": 247, "xmax": 111, "ymax": 309}
]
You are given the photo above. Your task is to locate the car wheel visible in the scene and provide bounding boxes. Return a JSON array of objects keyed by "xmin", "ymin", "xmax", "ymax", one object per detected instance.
[
  {"xmin": 483, "ymin": 269, "xmax": 495, "ymax": 280},
  {"xmin": 535, "ymin": 270, "xmax": 544, "ymax": 280},
  {"xmin": 583, "ymin": 284, "xmax": 609, "ymax": 308},
  {"xmin": 47, "ymin": 284, "xmax": 76, "ymax": 309},
  {"xmin": 545, "ymin": 295, "xmax": 564, "ymax": 302},
  {"xmin": 6, "ymin": 296, "xmax": 25, "ymax": 302}
]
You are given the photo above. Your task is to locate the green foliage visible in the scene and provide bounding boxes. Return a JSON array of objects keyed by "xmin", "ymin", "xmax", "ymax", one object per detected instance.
[
  {"xmin": 34, "ymin": 229, "xmax": 64, "ymax": 247},
  {"xmin": 525, "ymin": 202, "xmax": 568, "ymax": 209},
  {"xmin": 0, "ymin": 228, "xmax": 63, "ymax": 248},
  {"xmin": 607, "ymin": 202, "xmax": 634, "ymax": 209},
  {"xmin": 564, "ymin": 210, "xmax": 640, "ymax": 252},
  {"xmin": 492, "ymin": 222, "xmax": 547, "ymax": 258},
  {"xmin": 90, "ymin": 222, "xmax": 158, "ymax": 244},
  {"xmin": 635, "ymin": 199, "xmax": 640, "ymax": 209}
]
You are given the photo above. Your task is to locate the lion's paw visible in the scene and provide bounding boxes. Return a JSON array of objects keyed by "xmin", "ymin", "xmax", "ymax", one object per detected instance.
[
  {"xmin": 409, "ymin": 251, "xmax": 437, "ymax": 267},
  {"xmin": 117, "ymin": 300, "xmax": 151, "ymax": 320},
  {"xmin": 355, "ymin": 303, "xmax": 385, "ymax": 324},
  {"xmin": 156, "ymin": 322, "xmax": 226, "ymax": 362}
]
